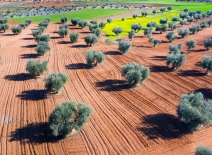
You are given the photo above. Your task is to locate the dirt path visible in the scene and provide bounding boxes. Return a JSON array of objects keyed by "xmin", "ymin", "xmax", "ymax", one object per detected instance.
[{"xmin": 0, "ymin": 17, "xmax": 212, "ymax": 155}]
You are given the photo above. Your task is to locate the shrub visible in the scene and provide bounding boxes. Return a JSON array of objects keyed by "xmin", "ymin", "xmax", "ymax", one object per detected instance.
[
  {"xmin": 78, "ymin": 20, "xmax": 87, "ymax": 29},
  {"xmin": 177, "ymin": 92, "xmax": 212, "ymax": 132},
  {"xmin": 201, "ymin": 56, "xmax": 212, "ymax": 75},
  {"xmin": 166, "ymin": 31, "xmax": 178, "ymax": 42},
  {"xmin": 70, "ymin": 32, "xmax": 79, "ymax": 43},
  {"xmin": 121, "ymin": 62, "xmax": 150, "ymax": 87},
  {"xmin": 0, "ymin": 23, "xmax": 9, "ymax": 32},
  {"xmin": 99, "ymin": 21, "xmax": 106, "ymax": 29},
  {"xmin": 93, "ymin": 28, "xmax": 101, "ymax": 37},
  {"xmin": 178, "ymin": 28, "xmax": 190, "ymax": 38},
  {"xmin": 44, "ymin": 72, "xmax": 68, "ymax": 93},
  {"xmin": 131, "ymin": 23, "xmax": 142, "ymax": 33},
  {"xmin": 112, "ymin": 27, "xmax": 123, "ymax": 36},
  {"xmin": 84, "ymin": 34, "xmax": 98, "ymax": 46},
  {"xmin": 195, "ymin": 145, "xmax": 212, "ymax": 155},
  {"xmin": 155, "ymin": 24, "xmax": 167, "ymax": 34},
  {"xmin": 167, "ymin": 6, "xmax": 172, "ymax": 11},
  {"xmin": 86, "ymin": 50, "xmax": 105, "ymax": 67},
  {"xmin": 204, "ymin": 38, "xmax": 212, "ymax": 50},
  {"xmin": 148, "ymin": 38, "xmax": 161, "ymax": 47},
  {"xmin": 35, "ymin": 41, "xmax": 50, "ymax": 55},
  {"xmin": 107, "ymin": 18, "xmax": 112, "ymax": 23},
  {"xmin": 26, "ymin": 60, "xmax": 48, "ymax": 77},
  {"xmin": 49, "ymin": 101, "xmax": 93, "ymax": 137},
  {"xmin": 118, "ymin": 40, "xmax": 132, "ymax": 54},
  {"xmin": 35, "ymin": 34, "xmax": 50, "ymax": 43},
  {"xmin": 71, "ymin": 18, "xmax": 80, "ymax": 25},
  {"xmin": 168, "ymin": 22, "xmax": 177, "ymax": 30},
  {"xmin": 159, "ymin": 18, "xmax": 168, "ymax": 25},
  {"xmin": 11, "ymin": 26, "xmax": 22, "ymax": 35},
  {"xmin": 186, "ymin": 40, "xmax": 196, "ymax": 53},
  {"xmin": 58, "ymin": 28, "xmax": 68, "ymax": 38},
  {"xmin": 167, "ymin": 44, "xmax": 186, "ymax": 70},
  {"xmin": 128, "ymin": 29, "xmax": 135, "ymax": 40}
]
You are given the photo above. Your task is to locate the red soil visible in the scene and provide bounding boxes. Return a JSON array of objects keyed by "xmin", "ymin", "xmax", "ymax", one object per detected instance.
[{"xmin": 0, "ymin": 18, "xmax": 212, "ymax": 155}]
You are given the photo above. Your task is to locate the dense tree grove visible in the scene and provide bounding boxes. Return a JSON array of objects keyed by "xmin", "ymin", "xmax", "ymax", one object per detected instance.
[
  {"xmin": 44, "ymin": 72, "xmax": 68, "ymax": 93},
  {"xmin": 49, "ymin": 101, "xmax": 93, "ymax": 137},
  {"xmin": 177, "ymin": 92, "xmax": 212, "ymax": 132},
  {"xmin": 167, "ymin": 43, "xmax": 186, "ymax": 70},
  {"xmin": 121, "ymin": 62, "xmax": 150, "ymax": 87},
  {"xmin": 86, "ymin": 50, "xmax": 106, "ymax": 67},
  {"xmin": 26, "ymin": 60, "xmax": 48, "ymax": 77}
]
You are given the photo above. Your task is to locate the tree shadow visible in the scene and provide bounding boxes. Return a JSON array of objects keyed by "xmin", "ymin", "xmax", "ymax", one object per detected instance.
[
  {"xmin": 104, "ymin": 51, "xmax": 121, "ymax": 55},
  {"xmin": 50, "ymin": 36, "xmax": 61, "ymax": 39},
  {"xmin": 4, "ymin": 73, "xmax": 32, "ymax": 81},
  {"xmin": 71, "ymin": 44, "xmax": 88, "ymax": 48},
  {"xmin": 52, "ymin": 31, "xmax": 58, "ymax": 34},
  {"xmin": 20, "ymin": 53, "xmax": 39, "ymax": 58},
  {"xmin": 0, "ymin": 33, "xmax": 14, "ymax": 36},
  {"xmin": 150, "ymin": 56, "xmax": 166, "ymax": 61},
  {"xmin": 195, "ymin": 62, "xmax": 202, "ymax": 66},
  {"xmin": 21, "ymin": 44, "xmax": 37, "ymax": 48},
  {"xmin": 161, "ymin": 40, "xmax": 169, "ymax": 43},
  {"xmin": 150, "ymin": 66, "xmax": 172, "ymax": 72},
  {"xmin": 65, "ymin": 63, "xmax": 91, "ymax": 70},
  {"xmin": 58, "ymin": 40, "xmax": 70, "ymax": 44},
  {"xmin": 192, "ymin": 49, "xmax": 206, "ymax": 52},
  {"xmin": 95, "ymin": 79, "xmax": 129, "ymax": 91},
  {"xmin": 138, "ymin": 113, "xmax": 189, "ymax": 140},
  {"xmin": 22, "ymin": 37, "xmax": 34, "ymax": 40},
  {"xmin": 178, "ymin": 70, "xmax": 205, "ymax": 76},
  {"xmin": 9, "ymin": 122, "xmax": 63, "ymax": 144},
  {"xmin": 17, "ymin": 89, "xmax": 47, "ymax": 101},
  {"xmin": 194, "ymin": 88, "xmax": 212, "ymax": 99}
]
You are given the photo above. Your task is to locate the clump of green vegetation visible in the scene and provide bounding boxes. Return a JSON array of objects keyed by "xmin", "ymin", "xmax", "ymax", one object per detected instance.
[
  {"xmin": 84, "ymin": 34, "xmax": 98, "ymax": 46},
  {"xmin": 118, "ymin": 40, "xmax": 132, "ymax": 54},
  {"xmin": 70, "ymin": 32, "xmax": 79, "ymax": 43},
  {"xmin": 11, "ymin": 26, "xmax": 22, "ymax": 35},
  {"xmin": 26, "ymin": 60, "xmax": 48, "ymax": 77},
  {"xmin": 86, "ymin": 50, "xmax": 106, "ymax": 67}
]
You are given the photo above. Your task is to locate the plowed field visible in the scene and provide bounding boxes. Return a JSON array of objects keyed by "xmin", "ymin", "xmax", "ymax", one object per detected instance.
[{"xmin": 1, "ymin": 19, "xmax": 212, "ymax": 155}]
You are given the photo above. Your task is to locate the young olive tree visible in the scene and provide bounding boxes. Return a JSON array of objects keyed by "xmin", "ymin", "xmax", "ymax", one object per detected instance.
[
  {"xmin": 159, "ymin": 18, "xmax": 168, "ymax": 25},
  {"xmin": 178, "ymin": 28, "xmax": 190, "ymax": 38},
  {"xmin": 0, "ymin": 23, "xmax": 9, "ymax": 33},
  {"xmin": 71, "ymin": 18, "xmax": 80, "ymax": 26},
  {"xmin": 26, "ymin": 60, "xmax": 48, "ymax": 77},
  {"xmin": 70, "ymin": 32, "xmax": 79, "ymax": 43},
  {"xmin": 201, "ymin": 56, "xmax": 212, "ymax": 75},
  {"xmin": 107, "ymin": 18, "xmax": 112, "ymax": 23},
  {"xmin": 204, "ymin": 38, "xmax": 212, "ymax": 50},
  {"xmin": 186, "ymin": 40, "xmax": 196, "ymax": 53},
  {"xmin": 121, "ymin": 62, "xmax": 150, "ymax": 87},
  {"xmin": 155, "ymin": 24, "xmax": 167, "ymax": 34},
  {"xmin": 86, "ymin": 50, "xmax": 106, "ymax": 67},
  {"xmin": 166, "ymin": 31, "xmax": 178, "ymax": 42},
  {"xmin": 148, "ymin": 38, "xmax": 161, "ymax": 47},
  {"xmin": 168, "ymin": 22, "xmax": 177, "ymax": 30},
  {"xmin": 200, "ymin": 20, "xmax": 208, "ymax": 29},
  {"xmin": 147, "ymin": 21, "xmax": 156, "ymax": 28},
  {"xmin": 143, "ymin": 27, "xmax": 152, "ymax": 38},
  {"xmin": 78, "ymin": 20, "xmax": 88, "ymax": 29},
  {"xmin": 195, "ymin": 145, "xmax": 212, "ymax": 155},
  {"xmin": 44, "ymin": 72, "xmax": 68, "ymax": 93},
  {"xmin": 177, "ymin": 92, "xmax": 212, "ymax": 132},
  {"xmin": 49, "ymin": 101, "xmax": 93, "ymax": 137},
  {"xmin": 58, "ymin": 27, "xmax": 69, "ymax": 38},
  {"xmin": 128, "ymin": 29, "xmax": 135, "ymax": 40},
  {"xmin": 36, "ymin": 41, "xmax": 50, "ymax": 55},
  {"xmin": 131, "ymin": 23, "xmax": 142, "ymax": 33},
  {"xmin": 118, "ymin": 40, "xmax": 132, "ymax": 54},
  {"xmin": 35, "ymin": 34, "xmax": 50, "ymax": 43},
  {"xmin": 84, "ymin": 34, "xmax": 98, "ymax": 46},
  {"xmin": 99, "ymin": 21, "xmax": 106, "ymax": 29},
  {"xmin": 11, "ymin": 26, "xmax": 22, "ymax": 35},
  {"xmin": 112, "ymin": 27, "xmax": 123, "ymax": 36},
  {"xmin": 167, "ymin": 6, "xmax": 172, "ymax": 11},
  {"xmin": 60, "ymin": 17, "xmax": 67, "ymax": 23}
]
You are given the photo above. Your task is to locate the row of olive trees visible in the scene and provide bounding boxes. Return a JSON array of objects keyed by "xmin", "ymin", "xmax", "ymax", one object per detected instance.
[{"xmin": 11, "ymin": 19, "xmax": 32, "ymax": 35}]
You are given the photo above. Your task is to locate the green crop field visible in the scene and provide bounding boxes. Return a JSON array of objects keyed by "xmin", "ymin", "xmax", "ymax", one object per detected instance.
[
  {"xmin": 9, "ymin": 9, "xmax": 131, "ymax": 23},
  {"xmin": 102, "ymin": 10, "xmax": 180, "ymax": 39}
]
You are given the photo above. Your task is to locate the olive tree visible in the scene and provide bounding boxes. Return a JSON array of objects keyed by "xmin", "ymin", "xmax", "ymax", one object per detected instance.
[
  {"xmin": 112, "ymin": 27, "xmax": 123, "ymax": 36},
  {"xmin": 71, "ymin": 18, "xmax": 80, "ymax": 25},
  {"xmin": 204, "ymin": 38, "xmax": 212, "ymax": 50},
  {"xmin": 78, "ymin": 20, "xmax": 88, "ymax": 29},
  {"xmin": 11, "ymin": 26, "xmax": 22, "ymax": 35},
  {"xmin": 35, "ymin": 34, "xmax": 50, "ymax": 43},
  {"xmin": 177, "ymin": 92, "xmax": 212, "ymax": 132},
  {"xmin": 86, "ymin": 50, "xmax": 106, "ymax": 67},
  {"xmin": 186, "ymin": 40, "xmax": 196, "ymax": 53},
  {"xmin": 118, "ymin": 40, "xmax": 132, "ymax": 54},
  {"xmin": 121, "ymin": 62, "xmax": 150, "ymax": 87},
  {"xmin": 201, "ymin": 56, "xmax": 212, "ymax": 75},
  {"xmin": 179, "ymin": 20, "xmax": 186, "ymax": 27},
  {"xmin": 159, "ymin": 18, "xmax": 168, "ymax": 25},
  {"xmin": 107, "ymin": 18, "xmax": 112, "ymax": 23},
  {"xmin": 195, "ymin": 145, "xmax": 212, "ymax": 155},
  {"xmin": 167, "ymin": 6, "xmax": 172, "ymax": 11},
  {"xmin": 84, "ymin": 34, "xmax": 98, "ymax": 46},
  {"xmin": 200, "ymin": 20, "xmax": 208, "ymax": 29},
  {"xmin": 49, "ymin": 101, "xmax": 93, "ymax": 137},
  {"xmin": 36, "ymin": 41, "xmax": 50, "ymax": 55},
  {"xmin": 70, "ymin": 32, "xmax": 79, "ymax": 43},
  {"xmin": 144, "ymin": 27, "xmax": 152, "ymax": 37},
  {"xmin": 58, "ymin": 27, "xmax": 69, "ymax": 38},
  {"xmin": 99, "ymin": 21, "xmax": 106, "ymax": 29},
  {"xmin": 207, "ymin": 20, "xmax": 212, "ymax": 27},
  {"xmin": 131, "ymin": 23, "xmax": 142, "ymax": 33},
  {"xmin": 61, "ymin": 17, "xmax": 67, "ymax": 23},
  {"xmin": 44, "ymin": 72, "xmax": 68, "ymax": 93},
  {"xmin": 167, "ymin": 43, "xmax": 186, "ymax": 70},
  {"xmin": 128, "ymin": 29, "xmax": 135, "ymax": 40},
  {"xmin": 26, "ymin": 60, "xmax": 48, "ymax": 77},
  {"xmin": 166, "ymin": 31, "xmax": 178, "ymax": 42},
  {"xmin": 168, "ymin": 22, "xmax": 177, "ymax": 30},
  {"xmin": 132, "ymin": 14, "xmax": 138, "ymax": 19},
  {"xmin": 178, "ymin": 28, "xmax": 190, "ymax": 38},
  {"xmin": 0, "ymin": 23, "xmax": 9, "ymax": 32},
  {"xmin": 148, "ymin": 38, "xmax": 161, "ymax": 47},
  {"xmin": 155, "ymin": 24, "xmax": 167, "ymax": 34},
  {"xmin": 147, "ymin": 21, "xmax": 156, "ymax": 28}
]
